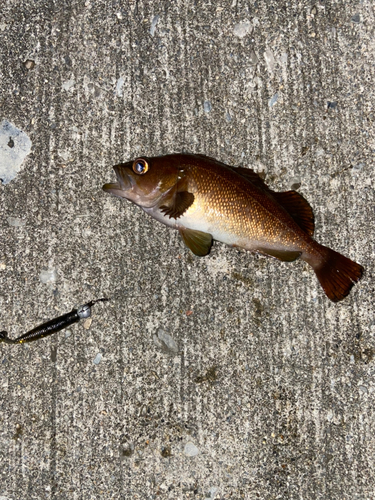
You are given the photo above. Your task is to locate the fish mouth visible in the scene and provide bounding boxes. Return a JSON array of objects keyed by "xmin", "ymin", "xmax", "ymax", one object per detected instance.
[
  {"xmin": 114, "ymin": 164, "xmax": 133, "ymax": 190},
  {"xmin": 102, "ymin": 163, "xmax": 132, "ymax": 197}
]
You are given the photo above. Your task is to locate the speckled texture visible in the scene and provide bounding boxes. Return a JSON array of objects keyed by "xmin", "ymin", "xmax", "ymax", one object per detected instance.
[{"xmin": 0, "ymin": 1, "xmax": 374, "ymax": 499}]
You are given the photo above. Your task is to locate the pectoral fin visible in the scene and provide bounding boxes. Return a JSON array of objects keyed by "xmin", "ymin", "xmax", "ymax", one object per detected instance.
[
  {"xmin": 160, "ymin": 191, "xmax": 195, "ymax": 219},
  {"xmin": 258, "ymin": 248, "xmax": 301, "ymax": 262},
  {"xmin": 179, "ymin": 228, "xmax": 213, "ymax": 256}
]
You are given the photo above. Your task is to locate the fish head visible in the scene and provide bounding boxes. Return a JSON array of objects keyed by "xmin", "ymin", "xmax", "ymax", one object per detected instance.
[{"xmin": 103, "ymin": 156, "xmax": 182, "ymax": 208}]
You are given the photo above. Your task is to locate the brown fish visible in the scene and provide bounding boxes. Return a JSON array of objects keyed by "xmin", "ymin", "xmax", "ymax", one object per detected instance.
[{"xmin": 103, "ymin": 154, "xmax": 363, "ymax": 302}]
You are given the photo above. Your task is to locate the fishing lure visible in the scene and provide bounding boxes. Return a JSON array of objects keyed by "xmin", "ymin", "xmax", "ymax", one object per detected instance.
[{"xmin": 0, "ymin": 298, "xmax": 108, "ymax": 345}]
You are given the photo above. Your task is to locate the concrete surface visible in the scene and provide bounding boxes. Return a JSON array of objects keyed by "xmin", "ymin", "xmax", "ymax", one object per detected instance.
[{"xmin": 0, "ymin": 1, "xmax": 374, "ymax": 499}]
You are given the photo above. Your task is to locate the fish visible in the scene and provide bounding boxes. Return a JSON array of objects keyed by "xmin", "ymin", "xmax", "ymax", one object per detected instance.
[{"xmin": 103, "ymin": 154, "xmax": 363, "ymax": 302}]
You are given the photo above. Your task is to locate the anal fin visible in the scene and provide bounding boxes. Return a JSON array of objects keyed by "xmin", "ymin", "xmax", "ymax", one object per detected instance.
[
  {"xmin": 179, "ymin": 228, "xmax": 213, "ymax": 256},
  {"xmin": 258, "ymin": 248, "xmax": 301, "ymax": 262}
]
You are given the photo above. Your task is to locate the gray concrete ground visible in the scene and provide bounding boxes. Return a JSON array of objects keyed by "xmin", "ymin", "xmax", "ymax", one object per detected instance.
[{"xmin": 0, "ymin": 1, "xmax": 374, "ymax": 499}]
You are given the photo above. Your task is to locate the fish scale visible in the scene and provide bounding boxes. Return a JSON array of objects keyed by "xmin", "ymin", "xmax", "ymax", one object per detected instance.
[{"xmin": 187, "ymin": 164, "xmax": 306, "ymax": 251}]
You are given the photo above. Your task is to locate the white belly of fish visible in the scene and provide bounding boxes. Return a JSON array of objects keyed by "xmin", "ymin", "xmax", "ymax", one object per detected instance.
[{"xmin": 143, "ymin": 203, "xmax": 256, "ymax": 250}]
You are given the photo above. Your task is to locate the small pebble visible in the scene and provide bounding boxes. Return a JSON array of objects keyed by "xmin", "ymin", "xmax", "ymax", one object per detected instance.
[
  {"xmin": 268, "ymin": 93, "xmax": 278, "ymax": 108},
  {"xmin": 153, "ymin": 328, "xmax": 178, "ymax": 354},
  {"xmin": 116, "ymin": 77, "xmax": 125, "ymax": 97},
  {"xmin": 83, "ymin": 318, "xmax": 92, "ymax": 330},
  {"xmin": 264, "ymin": 48, "xmax": 276, "ymax": 73},
  {"xmin": 352, "ymin": 163, "xmax": 364, "ymax": 171},
  {"xmin": 203, "ymin": 101, "xmax": 212, "ymax": 113},
  {"xmin": 39, "ymin": 269, "xmax": 57, "ymax": 284},
  {"xmin": 249, "ymin": 50, "xmax": 258, "ymax": 65},
  {"xmin": 351, "ymin": 13, "xmax": 360, "ymax": 23},
  {"xmin": 205, "ymin": 486, "xmax": 218, "ymax": 500},
  {"xmin": 7, "ymin": 217, "xmax": 26, "ymax": 227},
  {"xmin": 150, "ymin": 15, "xmax": 159, "ymax": 36},
  {"xmin": 93, "ymin": 353, "xmax": 102, "ymax": 365},
  {"xmin": 62, "ymin": 79, "xmax": 75, "ymax": 91},
  {"xmin": 23, "ymin": 59, "xmax": 35, "ymax": 70},
  {"xmin": 289, "ymin": 177, "xmax": 301, "ymax": 190},
  {"xmin": 184, "ymin": 442, "xmax": 199, "ymax": 457},
  {"xmin": 279, "ymin": 52, "xmax": 288, "ymax": 65},
  {"xmin": 327, "ymin": 101, "xmax": 337, "ymax": 109},
  {"xmin": 233, "ymin": 20, "xmax": 252, "ymax": 38},
  {"xmin": 120, "ymin": 441, "xmax": 134, "ymax": 458}
]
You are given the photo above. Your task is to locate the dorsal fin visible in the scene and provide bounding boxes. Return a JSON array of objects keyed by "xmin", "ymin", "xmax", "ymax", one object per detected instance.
[
  {"xmin": 272, "ymin": 191, "xmax": 315, "ymax": 236},
  {"xmin": 230, "ymin": 166, "xmax": 270, "ymax": 192},
  {"xmin": 229, "ymin": 164, "xmax": 315, "ymax": 236},
  {"xmin": 194, "ymin": 155, "xmax": 269, "ymax": 192},
  {"xmin": 215, "ymin": 161, "xmax": 271, "ymax": 193},
  {"xmin": 195, "ymin": 156, "xmax": 315, "ymax": 236}
]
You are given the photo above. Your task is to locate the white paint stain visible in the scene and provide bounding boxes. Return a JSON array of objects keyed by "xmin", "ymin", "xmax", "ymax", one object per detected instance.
[
  {"xmin": 0, "ymin": 120, "xmax": 32, "ymax": 184},
  {"xmin": 184, "ymin": 442, "xmax": 199, "ymax": 457},
  {"xmin": 150, "ymin": 15, "xmax": 159, "ymax": 36},
  {"xmin": 233, "ymin": 20, "xmax": 253, "ymax": 38},
  {"xmin": 268, "ymin": 93, "xmax": 278, "ymax": 107},
  {"xmin": 8, "ymin": 216, "xmax": 26, "ymax": 227},
  {"xmin": 62, "ymin": 78, "xmax": 75, "ymax": 91},
  {"xmin": 205, "ymin": 487, "xmax": 219, "ymax": 500},
  {"xmin": 264, "ymin": 48, "xmax": 276, "ymax": 74},
  {"xmin": 153, "ymin": 328, "xmax": 179, "ymax": 354},
  {"xmin": 205, "ymin": 255, "xmax": 231, "ymax": 278},
  {"xmin": 39, "ymin": 269, "xmax": 57, "ymax": 284},
  {"xmin": 203, "ymin": 100, "xmax": 212, "ymax": 113},
  {"xmin": 93, "ymin": 353, "xmax": 102, "ymax": 365},
  {"xmin": 116, "ymin": 76, "xmax": 125, "ymax": 97}
]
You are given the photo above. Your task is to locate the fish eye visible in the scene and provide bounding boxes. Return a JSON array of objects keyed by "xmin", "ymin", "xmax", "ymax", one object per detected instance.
[{"xmin": 132, "ymin": 158, "xmax": 149, "ymax": 175}]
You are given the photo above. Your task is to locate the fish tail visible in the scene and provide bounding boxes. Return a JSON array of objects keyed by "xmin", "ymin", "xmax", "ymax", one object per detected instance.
[{"xmin": 309, "ymin": 244, "xmax": 364, "ymax": 302}]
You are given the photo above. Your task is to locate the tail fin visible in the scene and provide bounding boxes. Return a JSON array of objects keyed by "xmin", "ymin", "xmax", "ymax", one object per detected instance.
[{"xmin": 311, "ymin": 245, "xmax": 364, "ymax": 302}]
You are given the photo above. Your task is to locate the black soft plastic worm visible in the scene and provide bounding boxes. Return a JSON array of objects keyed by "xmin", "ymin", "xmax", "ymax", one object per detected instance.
[{"xmin": 0, "ymin": 298, "xmax": 109, "ymax": 345}]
